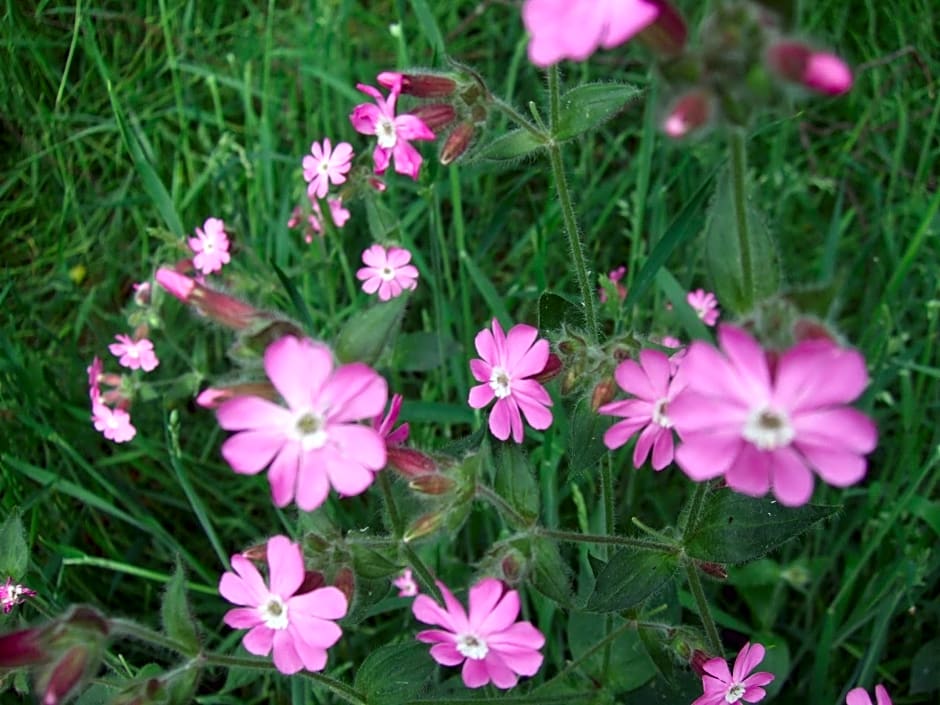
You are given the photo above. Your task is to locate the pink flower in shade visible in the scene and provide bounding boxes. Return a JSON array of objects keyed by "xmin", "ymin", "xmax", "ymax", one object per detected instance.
[
  {"xmin": 767, "ymin": 41, "xmax": 853, "ymax": 96},
  {"xmin": 108, "ymin": 334, "xmax": 159, "ymax": 372},
  {"xmin": 374, "ymin": 393, "xmax": 410, "ymax": 447},
  {"xmin": 356, "ymin": 245, "xmax": 419, "ymax": 301},
  {"xmin": 349, "ymin": 82, "xmax": 435, "ymax": 180},
  {"xmin": 392, "ymin": 568, "xmax": 419, "ymax": 597},
  {"xmin": 302, "ymin": 139, "xmax": 354, "ymax": 199},
  {"xmin": 412, "ymin": 578, "xmax": 545, "ymax": 689},
  {"xmin": 87, "ymin": 356, "xmax": 103, "ymax": 402},
  {"xmin": 847, "ymin": 685, "xmax": 892, "ymax": 705},
  {"xmin": 599, "ymin": 349, "xmax": 687, "ymax": 470},
  {"xmin": 290, "ymin": 197, "xmax": 352, "ymax": 244},
  {"xmin": 669, "ymin": 325, "xmax": 878, "ymax": 506},
  {"xmin": 92, "ymin": 403, "xmax": 136, "ymax": 443},
  {"xmin": 219, "ymin": 535, "xmax": 348, "ymax": 675},
  {"xmin": 468, "ymin": 320, "xmax": 553, "ymax": 444},
  {"xmin": 216, "ymin": 336, "xmax": 388, "ymax": 511},
  {"xmin": 687, "ymin": 288, "xmax": 720, "ymax": 326},
  {"xmin": 598, "ymin": 265, "xmax": 627, "ymax": 303},
  {"xmin": 0, "ymin": 578, "xmax": 37, "ymax": 614},
  {"xmin": 522, "ymin": 0, "xmax": 660, "ymax": 66},
  {"xmin": 692, "ymin": 642, "xmax": 775, "ymax": 705},
  {"xmin": 189, "ymin": 217, "xmax": 231, "ymax": 275}
]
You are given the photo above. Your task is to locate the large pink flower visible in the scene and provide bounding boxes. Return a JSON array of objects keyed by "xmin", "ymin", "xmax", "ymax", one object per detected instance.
[
  {"xmin": 468, "ymin": 320, "xmax": 553, "ymax": 443},
  {"xmin": 599, "ymin": 348, "xmax": 686, "ymax": 470},
  {"xmin": 670, "ymin": 325, "xmax": 878, "ymax": 506},
  {"xmin": 356, "ymin": 244, "xmax": 419, "ymax": 301},
  {"xmin": 413, "ymin": 578, "xmax": 545, "ymax": 689},
  {"xmin": 349, "ymin": 82, "xmax": 435, "ymax": 180},
  {"xmin": 522, "ymin": 0, "xmax": 660, "ymax": 66},
  {"xmin": 92, "ymin": 403, "xmax": 136, "ymax": 443},
  {"xmin": 846, "ymin": 685, "xmax": 892, "ymax": 705},
  {"xmin": 216, "ymin": 336, "xmax": 388, "ymax": 511},
  {"xmin": 302, "ymin": 138, "xmax": 353, "ymax": 199},
  {"xmin": 693, "ymin": 642, "xmax": 775, "ymax": 705},
  {"xmin": 219, "ymin": 535, "xmax": 348, "ymax": 674}
]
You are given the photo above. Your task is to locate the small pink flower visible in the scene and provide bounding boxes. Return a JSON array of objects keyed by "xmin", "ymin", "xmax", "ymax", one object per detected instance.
[
  {"xmin": 413, "ymin": 578, "xmax": 545, "ymax": 689},
  {"xmin": 87, "ymin": 356, "xmax": 103, "ymax": 402},
  {"xmin": 670, "ymin": 325, "xmax": 878, "ymax": 506},
  {"xmin": 92, "ymin": 403, "xmax": 137, "ymax": 443},
  {"xmin": 219, "ymin": 535, "xmax": 348, "ymax": 675},
  {"xmin": 349, "ymin": 82, "xmax": 435, "ymax": 180},
  {"xmin": 598, "ymin": 265, "xmax": 627, "ymax": 303},
  {"xmin": 393, "ymin": 568, "xmax": 419, "ymax": 597},
  {"xmin": 374, "ymin": 393, "xmax": 410, "ymax": 447},
  {"xmin": 663, "ymin": 90, "xmax": 713, "ymax": 138},
  {"xmin": 686, "ymin": 288, "xmax": 720, "ymax": 326},
  {"xmin": 522, "ymin": 0, "xmax": 661, "ymax": 66},
  {"xmin": 356, "ymin": 245, "xmax": 419, "ymax": 301},
  {"xmin": 189, "ymin": 217, "xmax": 231, "ymax": 275},
  {"xmin": 302, "ymin": 139, "xmax": 354, "ymax": 199},
  {"xmin": 767, "ymin": 41, "xmax": 853, "ymax": 96},
  {"xmin": 216, "ymin": 336, "xmax": 388, "ymax": 511},
  {"xmin": 847, "ymin": 684, "xmax": 892, "ymax": 705},
  {"xmin": 132, "ymin": 281, "xmax": 152, "ymax": 306},
  {"xmin": 599, "ymin": 349, "xmax": 686, "ymax": 470},
  {"xmin": 0, "ymin": 578, "xmax": 37, "ymax": 614},
  {"xmin": 108, "ymin": 334, "xmax": 159, "ymax": 372},
  {"xmin": 693, "ymin": 642, "xmax": 775, "ymax": 705},
  {"xmin": 468, "ymin": 319, "xmax": 553, "ymax": 443}
]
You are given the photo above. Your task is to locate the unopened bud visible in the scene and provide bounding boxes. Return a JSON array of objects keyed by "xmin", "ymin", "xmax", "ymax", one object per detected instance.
[
  {"xmin": 696, "ymin": 561, "xmax": 728, "ymax": 581},
  {"xmin": 533, "ymin": 353, "xmax": 562, "ymax": 384},
  {"xmin": 196, "ymin": 382, "xmax": 278, "ymax": 409},
  {"xmin": 390, "ymin": 71, "xmax": 459, "ymax": 98},
  {"xmin": 766, "ymin": 41, "xmax": 853, "ymax": 95},
  {"xmin": 638, "ymin": 1, "xmax": 688, "ymax": 57},
  {"xmin": 440, "ymin": 122, "xmax": 475, "ymax": 165},
  {"xmin": 156, "ymin": 267, "xmax": 263, "ymax": 330},
  {"xmin": 39, "ymin": 645, "xmax": 91, "ymax": 705},
  {"xmin": 409, "ymin": 475, "xmax": 455, "ymax": 496},
  {"xmin": 240, "ymin": 543, "xmax": 267, "ymax": 562},
  {"xmin": 403, "ymin": 512, "xmax": 444, "ymax": 543},
  {"xmin": 155, "ymin": 267, "xmax": 195, "ymax": 302},
  {"xmin": 591, "ymin": 378, "xmax": 618, "ymax": 411},
  {"xmin": 792, "ymin": 317, "xmax": 837, "ymax": 344},
  {"xmin": 500, "ymin": 548, "xmax": 527, "ymax": 585},
  {"xmin": 296, "ymin": 570, "xmax": 326, "ymax": 595},
  {"xmin": 409, "ymin": 103, "xmax": 457, "ymax": 132},
  {"xmin": 690, "ymin": 649, "xmax": 716, "ymax": 676},
  {"xmin": 663, "ymin": 90, "xmax": 713, "ymax": 138},
  {"xmin": 334, "ymin": 567, "xmax": 355, "ymax": 604},
  {"xmin": 387, "ymin": 447, "xmax": 438, "ymax": 478},
  {"xmin": 0, "ymin": 627, "xmax": 48, "ymax": 668}
]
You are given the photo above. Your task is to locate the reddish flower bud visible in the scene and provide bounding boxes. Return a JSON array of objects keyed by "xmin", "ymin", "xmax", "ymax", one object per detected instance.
[
  {"xmin": 663, "ymin": 90, "xmax": 713, "ymax": 139},
  {"xmin": 155, "ymin": 267, "xmax": 195, "ymax": 302},
  {"xmin": 533, "ymin": 353, "xmax": 563, "ymax": 384},
  {"xmin": 792, "ymin": 317, "xmax": 838, "ymax": 344},
  {"xmin": 409, "ymin": 103, "xmax": 457, "ymax": 132},
  {"xmin": 440, "ymin": 122, "xmax": 476, "ymax": 165},
  {"xmin": 591, "ymin": 378, "xmax": 617, "ymax": 411},
  {"xmin": 156, "ymin": 267, "xmax": 263, "ymax": 330},
  {"xmin": 296, "ymin": 570, "xmax": 326, "ymax": 596},
  {"xmin": 195, "ymin": 382, "xmax": 278, "ymax": 409},
  {"xmin": 0, "ymin": 627, "xmax": 48, "ymax": 668},
  {"xmin": 639, "ymin": 1, "xmax": 688, "ymax": 57},
  {"xmin": 690, "ymin": 648, "xmax": 715, "ymax": 676},
  {"xmin": 333, "ymin": 567, "xmax": 355, "ymax": 604},
  {"xmin": 403, "ymin": 512, "xmax": 444, "ymax": 543},
  {"xmin": 38, "ymin": 645, "xmax": 91, "ymax": 705},
  {"xmin": 696, "ymin": 561, "xmax": 728, "ymax": 580},
  {"xmin": 387, "ymin": 447, "xmax": 438, "ymax": 478},
  {"xmin": 408, "ymin": 475, "xmax": 456, "ymax": 496},
  {"xmin": 766, "ymin": 41, "xmax": 853, "ymax": 95},
  {"xmin": 379, "ymin": 70, "xmax": 459, "ymax": 98}
]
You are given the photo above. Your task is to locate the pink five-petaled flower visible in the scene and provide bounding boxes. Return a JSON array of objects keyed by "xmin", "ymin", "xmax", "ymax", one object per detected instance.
[
  {"xmin": 108, "ymin": 334, "xmax": 159, "ymax": 372},
  {"xmin": 599, "ymin": 349, "xmax": 687, "ymax": 470},
  {"xmin": 302, "ymin": 138, "xmax": 353, "ymax": 199},
  {"xmin": 693, "ymin": 642, "xmax": 775, "ymax": 705},
  {"xmin": 413, "ymin": 578, "xmax": 545, "ymax": 689},
  {"xmin": 0, "ymin": 577, "xmax": 37, "ymax": 614},
  {"xmin": 468, "ymin": 320, "xmax": 553, "ymax": 444},
  {"xmin": 847, "ymin": 685, "xmax": 892, "ymax": 705},
  {"xmin": 522, "ymin": 0, "xmax": 660, "ymax": 66},
  {"xmin": 92, "ymin": 403, "xmax": 136, "ymax": 443},
  {"xmin": 216, "ymin": 336, "xmax": 388, "ymax": 511},
  {"xmin": 670, "ymin": 325, "xmax": 878, "ymax": 506},
  {"xmin": 686, "ymin": 288, "xmax": 720, "ymax": 326},
  {"xmin": 349, "ymin": 82, "xmax": 435, "ymax": 180},
  {"xmin": 392, "ymin": 568, "xmax": 419, "ymax": 597},
  {"xmin": 189, "ymin": 217, "xmax": 231, "ymax": 275},
  {"xmin": 598, "ymin": 265, "xmax": 627, "ymax": 303},
  {"xmin": 356, "ymin": 244, "xmax": 419, "ymax": 301},
  {"xmin": 219, "ymin": 535, "xmax": 348, "ymax": 675}
]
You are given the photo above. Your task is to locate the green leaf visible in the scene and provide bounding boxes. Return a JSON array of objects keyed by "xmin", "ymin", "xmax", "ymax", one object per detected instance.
[
  {"xmin": 625, "ymin": 671, "xmax": 702, "ymax": 705},
  {"xmin": 408, "ymin": 0, "xmax": 446, "ymax": 57},
  {"xmin": 530, "ymin": 537, "xmax": 574, "ymax": 607},
  {"xmin": 566, "ymin": 398, "xmax": 613, "ymax": 480},
  {"xmin": 459, "ymin": 250, "xmax": 513, "ymax": 327},
  {"xmin": 567, "ymin": 611, "xmax": 657, "ymax": 693},
  {"xmin": 587, "ymin": 548, "xmax": 679, "ymax": 613},
  {"xmin": 655, "ymin": 269, "xmax": 712, "ymax": 342},
  {"xmin": 638, "ymin": 626, "xmax": 676, "ymax": 685},
  {"xmin": 554, "ymin": 82, "xmax": 642, "ymax": 141},
  {"xmin": 271, "ymin": 262, "xmax": 317, "ymax": 333},
  {"xmin": 353, "ymin": 641, "xmax": 436, "ymax": 703},
  {"xmin": 537, "ymin": 291, "xmax": 583, "ymax": 332},
  {"xmin": 0, "ymin": 511, "xmax": 28, "ymax": 579},
  {"xmin": 161, "ymin": 559, "xmax": 200, "ymax": 656},
  {"xmin": 474, "ymin": 128, "xmax": 545, "ymax": 162},
  {"xmin": 364, "ymin": 194, "xmax": 401, "ymax": 241},
  {"xmin": 493, "ymin": 444, "xmax": 540, "ymax": 525},
  {"xmin": 391, "ymin": 331, "xmax": 461, "ymax": 373},
  {"xmin": 683, "ymin": 491, "xmax": 839, "ymax": 565},
  {"xmin": 350, "ymin": 545, "xmax": 401, "ymax": 580},
  {"xmin": 911, "ymin": 637, "xmax": 940, "ymax": 694},
  {"xmin": 335, "ymin": 295, "xmax": 408, "ymax": 365}
]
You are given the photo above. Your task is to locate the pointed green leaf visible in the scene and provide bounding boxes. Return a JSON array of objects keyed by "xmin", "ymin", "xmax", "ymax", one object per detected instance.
[
  {"xmin": 567, "ymin": 398, "xmax": 612, "ymax": 479},
  {"xmin": 537, "ymin": 291, "xmax": 583, "ymax": 332},
  {"xmin": 350, "ymin": 545, "xmax": 401, "ymax": 579},
  {"xmin": 391, "ymin": 331, "xmax": 461, "ymax": 372},
  {"xmin": 493, "ymin": 444, "xmax": 540, "ymax": 525},
  {"xmin": 568, "ymin": 611, "xmax": 657, "ymax": 693},
  {"xmin": 161, "ymin": 559, "xmax": 200, "ymax": 656},
  {"xmin": 683, "ymin": 491, "xmax": 839, "ymax": 564},
  {"xmin": 353, "ymin": 641, "xmax": 436, "ymax": 703},
  {"xmin": 530, "ymin": 537, "xmax": 574, "ymax": 607},
  {"xmin": 0, "ymin": 511, "xmax": 28, "ymax": 579},
  {"xmin": 587, "ymin": 548, "xmax": 680, "ymax": 613},
  {"xmin": 335, "ymin": 295, "xmax": 408, "ymax": 365},
  {"xmin": 554, "ymin": 82, "xmax": 642, "ymax": 141},
  {"xmin": 474, "ymin": 128, "xmax": 545, "ymax": 162}
]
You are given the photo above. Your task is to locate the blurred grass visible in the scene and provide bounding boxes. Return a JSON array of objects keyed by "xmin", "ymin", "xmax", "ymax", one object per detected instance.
[{"xmin": 0, "ymin": 0, "xmax": 938, "ymax": 703}]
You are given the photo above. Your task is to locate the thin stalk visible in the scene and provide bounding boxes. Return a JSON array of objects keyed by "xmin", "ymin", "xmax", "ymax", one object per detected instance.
[
  {"xmin": 539, "ymin": 528, "xmax": 675, "ymax": 553},
  {"xmin": 728, "ymin": 127, "xmax": 754, "ymax": 307},
  {"xmin": 491, "ymin": 98, "xmax": 547, "ymax": 139},
  {"xmin": 109, "ymin": 618, "xmax": 195, "ymax": 655},
  {"xmin": 476, "ymin": 483, "xmax": 530, "ymax": 529},
  {"xmin": 686, "ymin": 563, "xmax": 723, "ymax": 657},
  {"xmin": 378, "ymin": 471, "xmax": 404, "ymax": 537}
]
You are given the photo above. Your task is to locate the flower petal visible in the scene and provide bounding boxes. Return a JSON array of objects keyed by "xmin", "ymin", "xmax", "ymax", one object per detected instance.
[
  {"xmin": 266, "ymin": 535, "xmax": 304, "ymax": 599},
  {"xmin": 242, "ymin": 623, "xmax": 274, "ymax": 656},
  {"xmin": 770, "ymin": 446, "xmax": 815, "ymax": 506}
]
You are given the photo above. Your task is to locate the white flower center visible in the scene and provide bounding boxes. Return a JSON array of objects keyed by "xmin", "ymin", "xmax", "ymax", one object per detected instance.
[
  {"xmin": 651, "ymin": 398, "xmax": 672, "ymax": 428},
  {"xmin": 742, "ymin": 406, "xmax": 794, "ymax": 450},
  {"xmin": 127, "ymin": 346, "xmax": 140, "ymax": 358},
  {"xmin": 456, "ymin": 633, "xmax": 488, "ymax": 660},
  {"xmin": 725, "ymin": 683, "xmax": 746, "ymax": 703},
  {"xmin": 203, "ymin": 237, "xmax": 215, "ymax": 252},
  {"xmin": 260, "ymin": 595, "xmax": 289, "ymax": 630},
  {"xmin": 295, "ymin": 412, "xmax": 328, "ymax": 450},
  {"xmin": 376, "ymin": 117, "xmax": 397, "ymax": 148},
  {"xmin": 318, "ymin": 160, "xmax": 331, "ymax": 174},
  {"xmin": 380, "ymin": 265, "xmax": 396, "ymax": 281},
  {"xmin": 489, "ymin": 367, "xmax": 511, "ymax": 399}
]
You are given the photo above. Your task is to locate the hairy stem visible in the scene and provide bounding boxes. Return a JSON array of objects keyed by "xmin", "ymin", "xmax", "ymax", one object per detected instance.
[
  {"xmin": 728, "ymin": 127, "xmax": 754, "ymax": 309},
  {"xmin": 476, "ymin": 482, "xmax": 530, "ymax": 528},
  {"xmin": 539, "ymin": 527, "xmax": 675, "ymax": 553},
  {"xmin": 686, "ymin": 563, "xmax": 723, "ymax": 657}
]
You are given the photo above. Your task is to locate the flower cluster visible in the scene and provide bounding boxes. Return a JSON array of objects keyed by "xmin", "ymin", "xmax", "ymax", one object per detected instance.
[{"xmin": 0, "ymin": 577, "xmax": 36, "ymax": 614}]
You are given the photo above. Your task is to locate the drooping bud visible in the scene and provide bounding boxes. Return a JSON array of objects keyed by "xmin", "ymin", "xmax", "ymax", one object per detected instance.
[
  {"xmin": 0, "ymin": 627, "xmax": 48, "ymax": 668},
  {"xmin": 155, "ymin": 267, "xmax": 264, "ymax": 330},
  {"xmin": 403, "ymin": 512, "xmax": 444, "ymax": 543},
  {"xmin": 766, "ymin": 41, "xmax": 853, "ymax": 95},
  {"xmin": 440, "ymin": 122, "xmax": 476, "ymax": 165},
  {"xmin": 195, "ymin": 382, "xmax": 278, "ymax": 409},
  {"xmin": 333, "ymin": 568, "xmax": 356, "ymax": 604},
  {"xmin": 387, "ymin": 447, "xmax": 438, "ymax": 478},
  {"xmin": 378, "ymin": 71, "xmax": 458, "ymax": 98},
  {"xmin": 533, "ymin": 353, "xmax": 562, "ymax": 384},
  {"xmin": 638, "ymin": 1, "xmax": 688, "ymax": 57},
  {"xmin": 591, "ymin": 378, "xmax": 617, "ymax": 411},
  {"xmin": 408, "ymin": 474, "xmax": 456, "ymax": 496},
  {"xmin": 295, "ymin": 570, "xmax": 326, "ymax": 596},
  {"xmin": 662, "ymin": 89, "xmax": 713, "ymax": 139},
  {"xmin": 38, "ymin": 645, "xmax": 90, "ymax": 705},
  {"xmin": 409, "ymin": 103, "xmax": 457, "ymax": 132},
  {"xmin": 696, "ymin": 561, "xmax": 728, "ymax": 581},
  {"xmin": 155, "ymin": 267, "xmax": 195, "ymax": 302}
]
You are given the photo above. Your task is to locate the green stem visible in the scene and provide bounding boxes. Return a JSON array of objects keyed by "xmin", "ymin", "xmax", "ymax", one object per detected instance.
[
  {"xmin": 539, "ymin": 527, "xmax": 675, "ymax": 553},
  {"xmin": 728, "ymin": 127, "xmax": 754, "ymax": 308},
  {"xmin": 378, "ymin": 471, "xmax": 404, "ymax": 537},
  {"xmin": 686, "ymin": 563, "xmax": 723, "ymax": 657},
  {"xmin": 109, "ymin": 618, "xmax": 194, "ymax": 655},
  {"xmin": 476, "ymin": 483, "xmax": 530, "ymax": 528},
  {"xmin": 492, "ymin": 97, "xmax": 547, "ymax": 139},
  {"xmin": 600, "ymin": 456, "xmax": 615, "ymax": 537}
]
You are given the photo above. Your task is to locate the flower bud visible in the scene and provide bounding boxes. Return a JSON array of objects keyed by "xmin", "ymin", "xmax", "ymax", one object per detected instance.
[
  {"xmin": 387, "ymin": 447, "xmax": 438, "ymax": 478},
  {"xmin": 296, "ymin": 570, "xmax": 326, "ymax": 595},
  {"xmin": 378, "ymin": 71, "xmax": 458, "ymax": 98},
  {"xmin": 591, "ymin": 378, "xmax": 617, "ymax": 411},
  {"xmin": 195, "ymin": 382, "xmax": 279, "ymax": 409},
  {"xmin": 690, "ymin": 649, "xmax": 716, "ymax": 676},
  {"xmin": 440, "ymin": 122, "xmax": 476, "ymax": 165},
  {"xmin": 333, "ymin": 567, "xmax": 356, "ymax": 604},
  {"xmin": 132, "ymin": 281, "xmax": 152, "ymax": 306},
  {"xmin": 696, "ymin": 561, "xmax": 728, "ymax": 581},
  {"xmin": 662, "ymin": 90, "xmax": 713, "ymax": 139},
  {"xmin": 408, "ymin": 475, "xmax": 456, "ymax": 496},
  {"xmin": 792, "ymin": 317, "xmax": 838, "ymax": 344},
  {"xmin": 638, "ymin": 1, "xmax": 688, "ymax": 57},
  {"xmin": 156, "ymin": 267, "xmax": 264, "ymax": 330},
  {"xmin": 533, "ymin": 353, "xmax": 562, "ymax": 384},
  {"xmin": 766, "ymin": 41, "xmax": 853, "ymax": 95},
  {"xmin": 403, "ymin": 512, "xmax": 444, "ymax": 543},
  {"xmin": 0, "ymin": 627, "xmax": 48, "ymax": 668},
  {"xmin": 409, "ymin": 103, "xmax": 457, "ymax": 132},
  {"xmin": 155, "ymin": 267, "xmax": 195, "ymax": 302},
  {"xmin": 39, "ymin": 645, "xmax": 91, "ymax": 705}
]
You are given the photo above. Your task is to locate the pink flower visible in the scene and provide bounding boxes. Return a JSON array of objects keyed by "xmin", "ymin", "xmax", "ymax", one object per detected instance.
[
  {"xmin": 693, "ymin": 642, "xmax": 775, "ymax": 705},
  {"xmin": 374, "ymin": 393, "xmax": 410, "ymax": 447},
  {"xmin": 393, "ymin": 568, "xmax": 419, "ymax": 597},
  {"xmin": 216, "ymin": 336, "xmax": 388, "ymax": 511},
  {"xmin": 522, "ymin": 0, "xmax": 660, "ymax": 66},
  {"xmin": 108, "ymin": 334, "xmax": 159, "ymax": 372},
  {"xmin": 670, "ymin": 325, "xmax": 878, "ymax": 506},
  {"xmin": 687, "ymin": 288, "xmax": 720, "ymax": 326},
  {"xmin": 291, "ymin": 197, "xmax": 352, "ymax": 243},
  {"xmin": 767, "ymin": 41, "xmax": 853, "ymax": 96},
  {"xmin": 598, "ymin": 265, "xmax": 627, "ymax": 303},
  {"xmin": 413, "ymin": 578, "xmax": 545, "ymax": 689},
  {"xmin": 349, "ymin": 82, "xmax": 435, "ymax": 180},
  {"xmin": 87, "ymin": 356, "xmax": 103, "ymax": 402},
  {"xmin": 189, "ymin": 217, "xmax": 231, "ymax": 275},
  {"xmin": 0, "ymin": 578, "xmax": 37, "ymax": 614},
  {"xmin": 599, "ymin": 349, "xmax": 687, "ymax": 470},
  {"xmin": 468, "ymin": 320, "xmax": 553, "ymax": 443},
  {"xmin": 356, "ymin": 244, "xmax": 419, "ymax": 301},
  {"xmin": 663, "ymin": 90, "xmax": 713, "ymax": 138},
  {"xmin": 92, "ymin": 403, "xmax": 136, "ymax": 443},
  {"xmin": 847, "ymin": 685, "xmax": 892, "ymax": 705},
  {"xmin": 219, "ymin": 535, "xmax": 348, "ymax": 674},
  {"xmin": 302, "ymin": 139, "xmax": 354, "ymax": 199}
]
